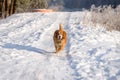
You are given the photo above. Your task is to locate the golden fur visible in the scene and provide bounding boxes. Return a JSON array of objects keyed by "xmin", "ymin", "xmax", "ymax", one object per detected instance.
[{"xmin": 53, "ymin": 24, "xmax": 67, "ymax": 53}]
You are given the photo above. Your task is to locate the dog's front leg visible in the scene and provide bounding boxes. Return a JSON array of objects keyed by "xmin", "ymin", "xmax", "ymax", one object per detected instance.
[
  {"xmin": 56, "ymin": 45, "xmax": 62, "ymax": 53},
  {"xmin": 55, "ymin": 44, "xmax": 59, "ymax": 53}
]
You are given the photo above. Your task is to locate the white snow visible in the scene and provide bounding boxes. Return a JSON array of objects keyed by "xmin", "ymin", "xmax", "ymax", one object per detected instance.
[{"xmin": 0, "ymin": 12, "xmax": 120, "ymax": 80}]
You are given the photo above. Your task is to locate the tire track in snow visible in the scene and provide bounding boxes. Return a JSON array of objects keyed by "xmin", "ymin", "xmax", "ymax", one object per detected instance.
[{"xmin": 65, "ymin": 12, "xmax": 83, "ymax": 80}]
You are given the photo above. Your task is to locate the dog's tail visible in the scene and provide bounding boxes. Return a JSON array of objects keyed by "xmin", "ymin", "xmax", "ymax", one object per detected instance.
[{"xmin": 59, "ymin": 24, "xmax": 63, "ymax": 30}]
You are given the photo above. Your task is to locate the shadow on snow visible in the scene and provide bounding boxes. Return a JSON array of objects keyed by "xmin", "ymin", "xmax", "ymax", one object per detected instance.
[{"xmin": 1, "ymin": 43, "xmax": 54, "ymax": 55}]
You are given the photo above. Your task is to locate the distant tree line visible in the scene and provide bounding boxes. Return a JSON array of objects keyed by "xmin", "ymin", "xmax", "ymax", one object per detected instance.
[
  {"xmin": 0, "ymin": 0, "xmax": 120, "ymax": 18},
  {"xmin": 64, "ymin": 0, "xmax": 120, "ymax": 9},
  {"xmin": 46, "ymin": 0, "xmax": 120, "ymax": 10},
  {"xmin": 0, "ymin": 0, "xmax": 48, "ymax": 19}
]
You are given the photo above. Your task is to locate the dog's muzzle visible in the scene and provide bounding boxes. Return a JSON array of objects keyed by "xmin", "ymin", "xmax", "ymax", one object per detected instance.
[{"xmin": 58, "ymin": 35, "xmax": 62, "ymax": 40}]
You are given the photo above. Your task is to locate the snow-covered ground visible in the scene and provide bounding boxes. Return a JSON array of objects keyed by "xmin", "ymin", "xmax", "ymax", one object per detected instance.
[{"xmin": 0, "ymin": 12, "xmax": 120, "ymax": 80}]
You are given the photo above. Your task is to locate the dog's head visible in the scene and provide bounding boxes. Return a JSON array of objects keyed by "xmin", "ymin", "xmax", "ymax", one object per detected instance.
[
  {"xmin": 56, "ymin": 24, "xmax": 64, "ymax": 41},
  {"xmin": 57, "ymin": 31, "xmax": 63, "ymax": 41}
]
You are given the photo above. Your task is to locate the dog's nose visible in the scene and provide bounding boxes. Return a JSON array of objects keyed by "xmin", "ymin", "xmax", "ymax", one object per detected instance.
[
  {"xmin": 58, "ymin": 36, "xmax": 61, "ymax": 39},
  {"xmin": 58, "ymin": 35, "xmax": 62, "ymax": 40}
]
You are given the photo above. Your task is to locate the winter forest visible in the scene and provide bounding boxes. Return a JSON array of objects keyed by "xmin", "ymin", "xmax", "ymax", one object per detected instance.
[{"xmin": 0, "ymin": 0, "xmax": 120, "ymax": 18}]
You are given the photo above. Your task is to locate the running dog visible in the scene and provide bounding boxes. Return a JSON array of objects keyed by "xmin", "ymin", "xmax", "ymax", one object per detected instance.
[{"xmin": 53, "ymin": 24, "xmax": 67, "ymax": 53}]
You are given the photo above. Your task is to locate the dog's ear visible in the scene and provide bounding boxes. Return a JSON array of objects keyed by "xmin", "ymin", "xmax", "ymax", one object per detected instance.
[
  {"xmin": 63, "ymin": 31, "xmax": 67, "ymax": 39},
  {"xmin": 54, "ymin": 31, "xmax": 57, "ymax": 38},
  {"xmin": 59, "ymin": 24, "xmax": 63, "ymax": 30}
]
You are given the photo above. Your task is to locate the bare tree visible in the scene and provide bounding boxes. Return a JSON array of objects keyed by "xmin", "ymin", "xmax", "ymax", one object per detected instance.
[
  {"xmin": 6, "ymin": 0, "xmax": 11, "ymax": 17},
  {"xmin": 2, "ymin": 0, "xmax": 5, "ymax": 18},
  {"xmin": 13, "ymin": 0, "xmax": 16, "ymax": 13},
  {"xmin": 10, "ymin": 0, "xmax": 16, "ymax": 15},
  {"xmin": 10, "ymin": 0, "xmax": 14, "ymax": 15}
]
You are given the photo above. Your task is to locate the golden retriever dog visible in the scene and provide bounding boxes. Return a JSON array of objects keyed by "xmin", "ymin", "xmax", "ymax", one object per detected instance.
[{"xmin": 53, "ymin": 24, "xmax": 67, "ymax": 53}]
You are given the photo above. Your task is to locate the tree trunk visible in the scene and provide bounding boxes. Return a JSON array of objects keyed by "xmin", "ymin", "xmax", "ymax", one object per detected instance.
[
  {"xmin": 10, "ymin": 0, "xmax": 13, "ymax": 15},
  {"xmin": 6, "ymin": 0, "xmax": 11, "ymax": 17},
  {"xmin": 13, "ymin": 0, "xmax": 16, "ymax": 13},
  {"xmin": 9, "ymin": 0, "xmax": 16, "ymax": 16},
  {"xmin": 2, "ymin": 0, "xmax": 6, "ymax": 18}
]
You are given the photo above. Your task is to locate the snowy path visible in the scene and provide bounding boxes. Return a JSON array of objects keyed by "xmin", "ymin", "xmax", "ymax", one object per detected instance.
[{"xmin": 0, "ymin": 12, "xmax": 120, "ymax": 80}]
